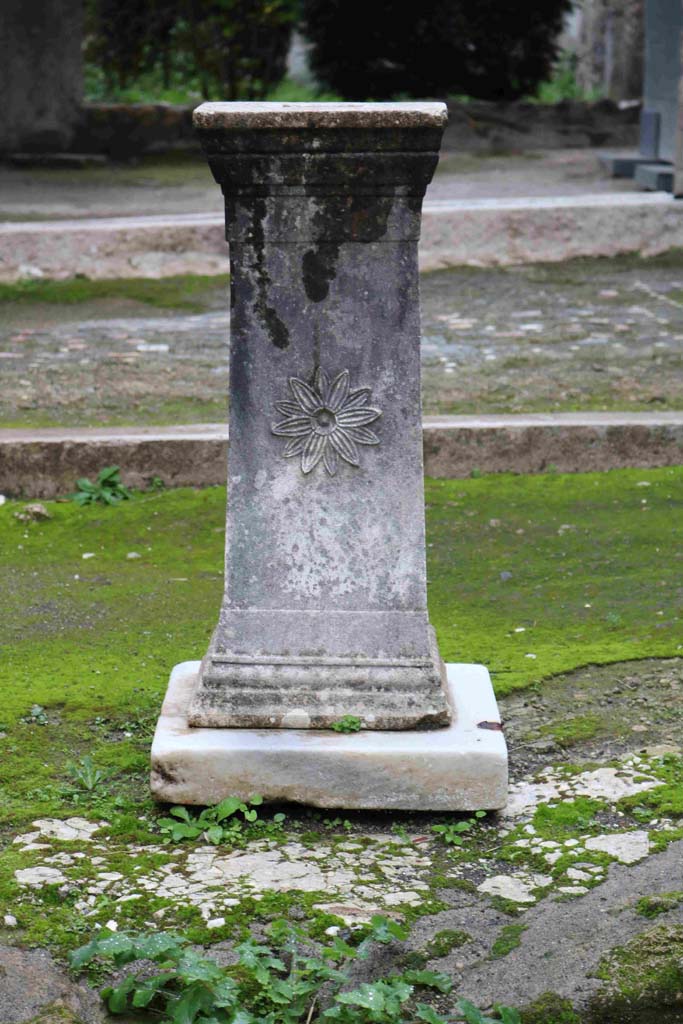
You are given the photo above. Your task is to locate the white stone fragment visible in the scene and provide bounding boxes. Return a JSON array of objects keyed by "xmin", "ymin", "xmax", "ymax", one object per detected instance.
[
  {"xmin": 571, "ymin": 769, "xmax": 659, "ymax": 802},
  {"xmin": 584, "ymin": 831, "xmax": 651, "ymax": 864},
  {"xmin": 558, "ymin": 885, "xmax": 588, "ymax": 895},
  {"xmin": 207, "ymin": 917, "xmax": 226, "ymax": 929},
  {"xmin": 31, "ymin": 817, "xmax": 103, "ymax": 842},
  {"xmin": 15, "ymin": 866, "xmax": 67, "ymax": 888},
  {"xmin": 13, "ymin": 832, "xmax": 40, "ymax": 846},
  {"xmin": 315, "ymin": 902, "xmax": 383, "ymax": 924},
  {"xmin": 567, "ymin": 868, "xmax": 592, "ymax": 882},
  {"xmin": 105, "ymin": 920, "xmax": 118, "ymax": 931},
  {"xmin": 45, "ymin": 853, "xmax": 75, "ymax": 866},
  {"xmin": 4, "ymin": 915, "xmax": 17, "ymax": 928},
  {"xmin": 477, "ymin": 873, "xmax": 551, "ymax": 903},
  {"xmin": 381, "ymin": 891, "xmax": 423, "ymax": 906}
]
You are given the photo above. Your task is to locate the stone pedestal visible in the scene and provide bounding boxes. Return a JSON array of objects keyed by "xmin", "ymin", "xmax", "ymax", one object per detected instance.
[
  {"xmin": 190, "ymin": 102, "xmax": 452, "ymax": 732},
  {"xmin": 151, "ymin": 101, "xmax": 508, "ymax": 809}
]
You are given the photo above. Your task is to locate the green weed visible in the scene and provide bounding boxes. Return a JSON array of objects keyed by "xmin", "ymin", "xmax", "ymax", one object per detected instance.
[
  {"xmin": 69, "ymin": 918, "xmax": 519, "ymax": 1024},
  {"xmin": 158, "ymin": 796, "xmax": 286, "ymax": 845},
  {"xmin": 330, "ymin": 715, "xmax": 362, "ymax": 733},
  {"xmin": 432, "ymin": 811, "xmax": 487, "ymax": 847},
  {"xmin": 71, "ymin": 466, "xmax": 131, "ymax": 506}
]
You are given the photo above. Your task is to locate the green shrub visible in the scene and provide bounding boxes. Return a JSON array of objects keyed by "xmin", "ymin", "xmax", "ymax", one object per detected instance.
[{"xmin": 86, "ymin": 0, "xmax": 298, "ymax": 100}]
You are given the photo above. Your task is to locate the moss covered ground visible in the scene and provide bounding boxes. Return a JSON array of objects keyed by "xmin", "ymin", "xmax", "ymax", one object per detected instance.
[
  {"xmin": 0, "ymin": 273, "xmax": 230, "ymax": 312},
  {"xmin": 0, "ymin": 465, "xmax": 681, "ymax": 837},
  {"xmin": 1, "ymin": 466, "xmax": 683, "ymax": 995}
]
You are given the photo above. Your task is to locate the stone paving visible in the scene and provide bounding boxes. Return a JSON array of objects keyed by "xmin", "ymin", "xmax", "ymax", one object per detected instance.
[
  {"xmin": 3, "ymin": 659, "xmax": 683, "ymax": 1021},
  {"xmin": 3, "ymin": 254, "xmax": 683, "ymax": 428}
]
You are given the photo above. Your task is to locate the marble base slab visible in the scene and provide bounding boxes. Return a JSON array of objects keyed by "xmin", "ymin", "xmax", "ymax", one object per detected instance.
[{"xmin": 150, "ymin": 661, "xmax": 508, "ymax": 811}]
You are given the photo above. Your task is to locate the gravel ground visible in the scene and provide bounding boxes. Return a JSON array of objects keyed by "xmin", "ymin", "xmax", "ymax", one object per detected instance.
[{"xmin": 2, "ymin": 253, "xmax": 683, "ymax": 427}]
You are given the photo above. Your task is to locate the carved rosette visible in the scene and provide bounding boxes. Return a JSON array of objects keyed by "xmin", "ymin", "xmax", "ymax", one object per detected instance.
[{"xmin": 272, "ymin": 367, "xmax": 381, "ymax": 475}]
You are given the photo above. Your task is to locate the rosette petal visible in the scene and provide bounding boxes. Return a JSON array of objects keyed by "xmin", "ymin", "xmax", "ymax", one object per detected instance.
[
  {"xmin": 314, "ymin": 367, "xmax": 329, "ymax": 402},
  {"xmin": 329, "ymin": 427, "xmax": 360, "ymax": 466},
  {"xmin": 327, "ymin": 370, "xmax": 350, "ymax": 411},
  {"xmin": 336, "ymin": 406, "xmax": 381, "ymax": 427},
  {"xmin": 323, "ymin": 444, "xmax": 338, "ymax": 476},
  {"xmin": 283, "ymin": 436, "xmax": 307, "ymax": 457},
  {"xmin": 272, "ymin": 416, "xmax": 312, "ymax": 436},
  {"xmin": 340, "ymin": 387, "xmax": 372, "ymax": 411},
  {"xmin": 275, "ymin": 401, "xmax": 301, "ymax": 416},
  {"xmin": 301, "ymin": 432, "xmax": 327, "ymax": 474},
  {"xmin": 346, "ymin": 426, "xmax": 380, "ymax": 445},
  {"xmin": 289, "ymin": 377, "xmax": 323, "ymax": 414}
]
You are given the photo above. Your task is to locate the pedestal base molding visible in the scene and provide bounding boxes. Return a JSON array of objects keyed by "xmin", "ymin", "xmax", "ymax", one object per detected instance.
[{"xmin": 151, "ymin": 661, "xmax": 508, "ymax": 811}]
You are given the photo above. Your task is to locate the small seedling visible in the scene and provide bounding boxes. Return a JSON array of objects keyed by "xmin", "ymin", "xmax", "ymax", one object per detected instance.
[
  {"xmin": 330, "ymin": 714, "xmax": 362, "ymax": 733},
  {"xmin": 323, "ymin": 816, "xmax": 353, "ymax": 831},
  {"xmin": 21, "ymin": 704, "xmax": 49, "ymax": 726},
  {"xmin": 67, "ymin": 755, "xmax": 109, "ymax": 792},
  {"xmin": 72, "ymin": 466, "xmax": 131, "ymax": 506},
  {"xmin": 158, "ymin": 795, "xmax": 285, "ymax": 845},
  {"xmin": 432, "ymin": 810, "xmax": 487, "ymax": 847}
]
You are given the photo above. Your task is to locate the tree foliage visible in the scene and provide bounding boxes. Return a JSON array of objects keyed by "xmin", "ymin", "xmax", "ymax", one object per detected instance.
[
  {"xmin": 86, "ymin": 0, "xmax": 298, "ymax": 99},
  {"xmin": 300, "ymin": 0, "xmax": 573, "ymax": 101}
]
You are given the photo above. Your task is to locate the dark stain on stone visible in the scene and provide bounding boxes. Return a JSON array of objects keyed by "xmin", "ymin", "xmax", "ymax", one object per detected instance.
[
  {"xmin": 302, "ymin": 193, "xmax": 395, "ymax": 303},
  {"xmin": 249, "ymin": 198, "xmax": 290, "ymax": 349},
  {"xmin": 302, "ymin": 244, "xmax": 340, "ymax": 303}
]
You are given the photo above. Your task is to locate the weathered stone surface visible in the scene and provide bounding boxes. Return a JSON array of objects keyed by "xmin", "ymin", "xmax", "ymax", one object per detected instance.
[
  {"xmin": 0, "ymin": 944, "xmax": 105, "ymax": 1023},
  {"xmin": 151, "ymin": 661, "xmax": 508, "ymax": 810},
  {"xmin": 188, "ymin": 102, "xmax": 451, "ymax": 730},
  {"xmin": 193, "ymin": 100, "xmax": 447, "ymax": 131},
  {"xmin": 0, "ymin": 0, "xmax": 83, "ymax": 155}
]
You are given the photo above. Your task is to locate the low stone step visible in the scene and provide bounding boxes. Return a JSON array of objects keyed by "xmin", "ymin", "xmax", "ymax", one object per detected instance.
[
  {"xmin": 597, "ymin": 150, "xmax": 664, "ymax": 178},
  {"xmin": 2, "ymin": 192, "xmax": 683, "ymax": 282},
  {"xmin": 634, "ymin": 162, "xmax": 674, "ymax": 191},
  {"xmin": 2, "ymin": 411, "xmax": 683, "ymax": 498}
]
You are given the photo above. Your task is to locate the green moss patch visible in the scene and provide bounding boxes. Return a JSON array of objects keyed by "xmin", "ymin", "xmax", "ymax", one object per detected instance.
[
  {"xmin": 590, "ymin": 925, "xmax": 683, "ymax": 1023},
  {"xmin": 539, "ymin": 715, "xmax": 607, "ymax": 748},
  {"xmin": 521, "ymin": 992, "xmax": 580, "ymax": 1024},
  {"xmin": 490, "ymin": 922, "xmax": 527, "ymax": 959},
  {"xmin": 427, "ymin": 466, "xmax": 683, "ymax": 693},
  {"xmin": 0, "ymin": 273, "xmax": 229, "ymax": 311},
  {"xmin": 637, "ymin": 892, "xmax": 683, "ymax": 919},
  {"xmin": 531, "ymin": 798, "xmax": 607, "ymax": 839},
  {"xmin": 424, "ymin": 928, "xmax": 471, "ymax": 959}
]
